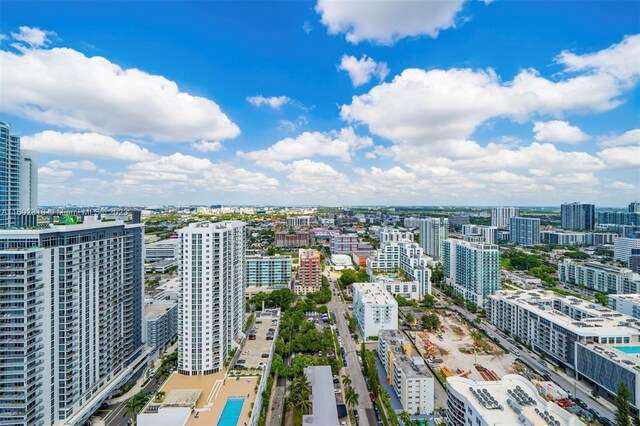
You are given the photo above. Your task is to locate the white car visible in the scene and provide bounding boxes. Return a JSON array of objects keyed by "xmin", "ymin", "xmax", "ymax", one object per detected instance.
[{"xmin": 334, "ymin": 388, "xmax": 342, "ymax": 394}]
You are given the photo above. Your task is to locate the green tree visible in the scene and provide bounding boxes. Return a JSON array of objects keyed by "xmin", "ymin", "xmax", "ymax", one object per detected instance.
[
  {"xmin": 345, "ymin": 386, "xmax": 359, "ymax": 410},
  {"xmin": 615, "ymin": 382, "xmax": 631, "ymax": 426},
  {"xmin": 400, "ymin": 410, "xmax": 412, "ymax": 425},
  {"xmin": 421, "ymin": 294, "xmax": 436, "ymax": 308},
  {"xmin": 405, "ymin": 313, "xmax": 415, "ymax": 327},
  {"xmin": 594, "ymin": 292, "xmax": 608, "ymax": 307},
  {"xmin": 341, "ymin": 374, "xmax": 352, "ymax": 388},
  {"xmin": 421, "ymin": 314, "xmax": 441, "ymax": 330}
]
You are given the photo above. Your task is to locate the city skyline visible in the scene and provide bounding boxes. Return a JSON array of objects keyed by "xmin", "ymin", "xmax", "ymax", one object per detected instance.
[{"xmin": 1, "ymin": 1, "xmax": 639, "ymax": 207}]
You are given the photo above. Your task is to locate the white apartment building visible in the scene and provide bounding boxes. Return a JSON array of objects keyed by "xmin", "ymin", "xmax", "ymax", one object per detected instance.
[
  {"xmin": 509, "ymin": 217, "xmax": 541, "ymax": 246},
  {"xmin": 446, "ymin": 375, "xmax": 582, "ymax": 426},
  {"xmin": 558, "ymin": 260, "xmax": 640, "ymax": 294},
  {"xmin": 378, "ymin": 330, "xmax": 434, "ymax": 415},
  {"xmin": 366, "ymin": 240, "xmax": 431, "ymax": 299},
  {"xmin": 491, "ymin": 207, "xmax": 520, "ymax": 229},
  {"xmin": 144, "ymin": 238, "xmax": 179, "ymax": 261},
  {"xmin": 608, "ymin": 294, "xmax": 640, "ymax": 319},
  {"xmin": 330, "ymin": 233, "xmax": 359, "ymax": 255},
  {"xmin": 245, "ymin": 254, "xmax": 291, "ymax": 288},
  {"xmin": 377, "ymin": 227, "xmax": 414, "ymax": 244},
  {"xmin": 286, "ymin": 215, "xmax": 311, "ymax": 228},
  {"xmin": 488, "ymin": 290, "xmax": 640, "ymax": 367},
  {"xmin": 614, "ymin": 237, "xmax": 640, "ymax": 264},
  {"xmin": 403, "ymin": 217, "xmax": 421, "ymax": 229},
  {"xmin": 443, "ymin": 239, "xmax": 500, "ymax": 306},
  {"xmin": 418, "ymin": 218, "xmax": 448, "ymax": 260},
  {"xmin": 178, "ymin": 221, "xmax": 245, "ymax": 375},
  {"xmin": 0, "ymin": 217, "xmax": 146, "ymax": 426},
  {"xmin": 461, "ymin": 225, "xmax": 498, "ymax": 244},
  {"xmin": 352, "ymin": 283, "xmax": 398, "ymax": 340}
]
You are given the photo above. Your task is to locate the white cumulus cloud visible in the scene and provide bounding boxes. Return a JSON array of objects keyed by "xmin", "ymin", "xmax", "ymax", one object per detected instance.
[
  {"xmin": 21, "ymin": 131, "xmax": 157, "ymax": 161},
  {"xmin": 1, "ymin": 35, "xmax": 240, "ymax": 142},
  {"xmin": 597, "ymin": 128, "xmax": 640, "ymax": 147},
  {"xmin": 47, "ymin": 160, "xmax": 97, "ymax": 171},
  {"xmin": 11, "ymin": 26, "xmax": 56, "ymax": 47},
  {"xmin": 533, "ymin": 120, "xmax": 589, "ymax": 144},
  {"xmin": 247, "ymin": 95, "xmax": 291, "ymax": 109},
  {"xmin": 338, "ymin": 54, "xmax": 389, "ymax": 87},
  {"xmin": 316, "ymin": 0, "xmax": 466, "ymax": 45},
  {"xmin": 237, "ymin": 127, "xmax": 372, "ymax": 169},
  {"xmin": 191, "ymin": 141, "xmax": 223, "ymax": 153}
]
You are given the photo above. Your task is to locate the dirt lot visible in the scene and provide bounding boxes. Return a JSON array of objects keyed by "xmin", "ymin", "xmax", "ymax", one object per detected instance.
[{"xmin": 411, "ymin": 310, "xmax": 518, "ymax": 382}]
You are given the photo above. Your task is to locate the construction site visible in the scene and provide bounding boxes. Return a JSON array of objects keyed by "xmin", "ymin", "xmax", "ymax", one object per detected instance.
[{"xmin": 410, "ymin": 310, "xmax": 517, "ymax": 383}]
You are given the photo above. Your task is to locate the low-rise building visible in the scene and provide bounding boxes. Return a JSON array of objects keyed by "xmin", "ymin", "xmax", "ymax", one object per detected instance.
[
  {"xmin": 302, "ymin": 366, "xmax": 340, "ymax": 426},
  {"xmin": 377, "ymin": 227, "xmax": 414, "ymax": 244},
  {"xmin": 367, "ymin": 240, "xmax": 431, "ymax": 299},
  {"xmin": 245, "ymin": 254, "xmax": 292, "ymax": 288},
  {"xmin": 274, "ymin": 230, "xmax": 311, "ymax": 248},
  {"xmin": 330, "ymin": 233, "xmax": 360, "ymax": 254},
  {"xmin": 145, "ymin": 258, "xmax": 179, "ymax": 273},
  {"xmin": 145, "ymin": 300, "xmax": 178, "ymax": 355},
  {"xmin": 446, "ymin": 374, "xmax": 583, "ymax": 426},
  {"xmin": 352, "ymin": 282, "xmax": 398, "ymax": 340},
  {"xmin": 488, "ymin": 290, "xmax": 640, "ymax": 367},
  {"xmin": 352, "ymin": 249, "xmax": 376, "ymax": 267},
  {"xmin": 145, "ymin": 238, "xmax": 179, "ymax": 261},
  {"xmin": 558, "ymin": 259, "xmax": 640, "ymax": 294},
  {"xmin": 294, "ymin": 248, "xmax": 321, "ymax": 294},
  {"xmin": 608, "ymin": 294, "xmax": 640, "ymax": 319},
  {"xmin": 331, "ymin": 253, "xmax": 353, "ymax": 270},
  {"xmin": 378, "ymin": 330, "xmax": 434, "ymax": 414}
]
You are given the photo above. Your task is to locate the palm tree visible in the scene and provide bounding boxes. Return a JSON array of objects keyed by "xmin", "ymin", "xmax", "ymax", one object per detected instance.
[
  {"xmin": 291, "ymin": 375, "xmax": 310, "ymax": 396},
  {"xmin": 345, "ymin": 386, "xmax": 359, "ymax": 410},
  {"xmin": 296, "ymin": 392, "xmax": 312, "ymax": 415},
  {"xmin": 400, "ymin": 410, "xmax": 411, "ymax": 425},
  {"xmin": 341, "ymin": 374, "xmax": 352, "ymax": 387},
  {"xmin": 405, "ymin": 313, "xmax": 415, "ymax": 327},
  {"xmin": 153, "ymin": 391, "xmax": 165, "ymax": 403}
]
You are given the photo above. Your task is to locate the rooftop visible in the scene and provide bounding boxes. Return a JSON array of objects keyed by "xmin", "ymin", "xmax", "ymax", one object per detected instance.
[
  {"xmin": 146, "ymin": 238, "xmax": 179, "ymax": 247},
  {"xmin": 379, "ymin": 329, "xmax": 432, "ymax": 379},
  {"xmin": 491, "ymin": 290, "xmax": 640, "ymax": 337},
  {"xmin": 609, "ymin": 294, "xmax": 640, "ymax": 302},
  {"xmin": 353, "ymin": 282, "xmax": 397, "ymax": 305},
  {"xmin": 299, "ymin": 248, "xmax": 320, "ymax": 260},
  {"xmin": 447, "ymin": 374, "xmax": 582, "ymax": 426},
  {"xmin": 302, "ymin": 366, "xmax": 340, "ymax": 426},
  {"xmin": 144, "ymin": 300, "xmax": 176, "ymax": 321}
]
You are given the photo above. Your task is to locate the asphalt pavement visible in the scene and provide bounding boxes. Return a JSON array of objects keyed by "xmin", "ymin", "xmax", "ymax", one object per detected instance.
[{"xmin": 326, "ymin": 270, "xmax": 377, "ymax": 426}]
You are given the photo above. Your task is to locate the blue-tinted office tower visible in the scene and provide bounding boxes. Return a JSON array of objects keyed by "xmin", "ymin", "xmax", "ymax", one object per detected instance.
[{"xmin": 509, "ymin": 217, "xmax": 541, "ymax": 246}]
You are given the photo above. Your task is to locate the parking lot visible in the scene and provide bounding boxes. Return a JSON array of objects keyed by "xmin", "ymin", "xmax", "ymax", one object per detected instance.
[{"xmin": 236, "ymin": 315, "xmax": 279, "ymax": 370}]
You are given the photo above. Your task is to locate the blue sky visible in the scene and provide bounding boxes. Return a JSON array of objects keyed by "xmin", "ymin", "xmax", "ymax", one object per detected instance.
[{"xmin": 1, "ymin": 0, "xmax": 638, "ymax": 207}]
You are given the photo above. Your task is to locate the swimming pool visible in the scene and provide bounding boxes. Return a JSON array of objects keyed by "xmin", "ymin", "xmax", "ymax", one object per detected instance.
[
  {"xmin": 217, "ymin": 397, "xmax": 246, "ymax": 426},
  {"xmin": 615, "ymin": 346, "xmax": 640, "ymax": 354}
]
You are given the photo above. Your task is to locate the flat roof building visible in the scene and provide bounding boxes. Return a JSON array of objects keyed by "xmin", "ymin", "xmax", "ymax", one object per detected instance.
[
  {"xmin": 352, "ymin": 282, "xmax": 398, "ymax": 340},
  {"xmin": 609, "ymin": 293, "xmax": 640, "ymax": 319},
  {"xmin": 444, "ymin": 239, "xmax": 500, "ymax": 306},
  {"xmin": 145, "ymin": 238, "xmax": 179, "ymax": 261},
  {"xmin": 245, "ymin": 254, "xmax": 292, "ymax": 288},
  {"xmin": 302, "ymin": 366, "xmax": 340, "ymax": 426},
  {"xmin": 447, "ymin": 374, "xmax": 583, "ymax": 426},
  {"xmin": 558, "ymin": 259, "xmax": 640, "ymax": 294},
  {"xmin": 378, "ymin": 330, "xmax": 435, "ymax": 414},
  {"xmin": 295, "ymin": 248, "xmax": 321, "ymax": 295}
]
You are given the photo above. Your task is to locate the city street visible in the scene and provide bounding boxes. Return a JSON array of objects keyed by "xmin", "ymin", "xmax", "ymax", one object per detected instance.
[{"xmin": 326, "ymin": 270, "xmax": 377, "ymax": 426}]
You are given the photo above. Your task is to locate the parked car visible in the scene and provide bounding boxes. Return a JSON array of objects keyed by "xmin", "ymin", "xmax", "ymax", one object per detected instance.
[
  {"xmin": 261, "ymin": 353, "xmax": 269, "ymax": 358},
  {"xmin": 353, "ymin": 409, "xmax": 359, "ymax": 420}
]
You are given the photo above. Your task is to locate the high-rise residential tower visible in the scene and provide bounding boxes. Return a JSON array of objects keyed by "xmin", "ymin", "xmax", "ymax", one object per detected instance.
[
  {"xmin": 629, "ymin": 201, "xmax": 640, "ymax": 213},
  {"xmin": 0, "ymin": 121, "xmax": 21, "ymax": 229},
  {"xmin": 418, "ymin": 217, "xmax": 448, "ymax": 260},
  {"xmin": 561, "ymin": 202, "xmax": 595, "ymax": 230},
  {"xmin": 509, "ymin": 217, "xmax": 541, "ymax": 246},
  {"xmin": 0, "ymin": 215, "xmax": 146, "ymax": 426},
  {"xmin": 443, "ymin": 239, "xmax": 500, "ymax": 306},
  {"xmin": 491, "ymin": 207, "xmax": 519, "ymax": 229},
  {"xmin": 19, "ymin": 149, "xmax": 37, "ymax": 211},
  {"xmin": 177, "ymin": 221, "xmax": 245, "ymax": 375}
]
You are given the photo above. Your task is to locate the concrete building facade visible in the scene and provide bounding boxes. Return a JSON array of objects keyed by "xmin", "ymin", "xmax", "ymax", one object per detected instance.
[
  {"xmin": 418, "ymin": 218, "xmax": 448, "ymax": 260},
  {"xmin": 558, "ymin": 260, "xmax": 640, "ymax": 294},
  {"xmin": 352, "ymin": 283, "xmax": 398, "ymax": 340},
  {"xmin": 509, "ymin": 217, "xmax": 541, "ymax": 246},
  {"xmin": 561, "ymin": 202, "xmax": 595, "ymax": 230},
  {"xmin": 443, "ymin": 239, "xmax": 500, "ymax": 306},
  {"xmin": 491, "ymin": 207, "xmax": 519, "ymax": 229},
  {"xmin": 177, "ymin": 221, "xmax": 245, "ymax": 375},
  {"xmin": 245, "ymin": 255, "xmax": 291, "ymax": 288},
  {"xmin": 294, "ymin": 249, "xmax": 321, "ymax": 295}
]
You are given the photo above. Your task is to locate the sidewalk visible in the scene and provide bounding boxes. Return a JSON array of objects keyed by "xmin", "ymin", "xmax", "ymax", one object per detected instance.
[{"xmin": 106, "ymin": 343, "xmax": 177, "ymax": 404}]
